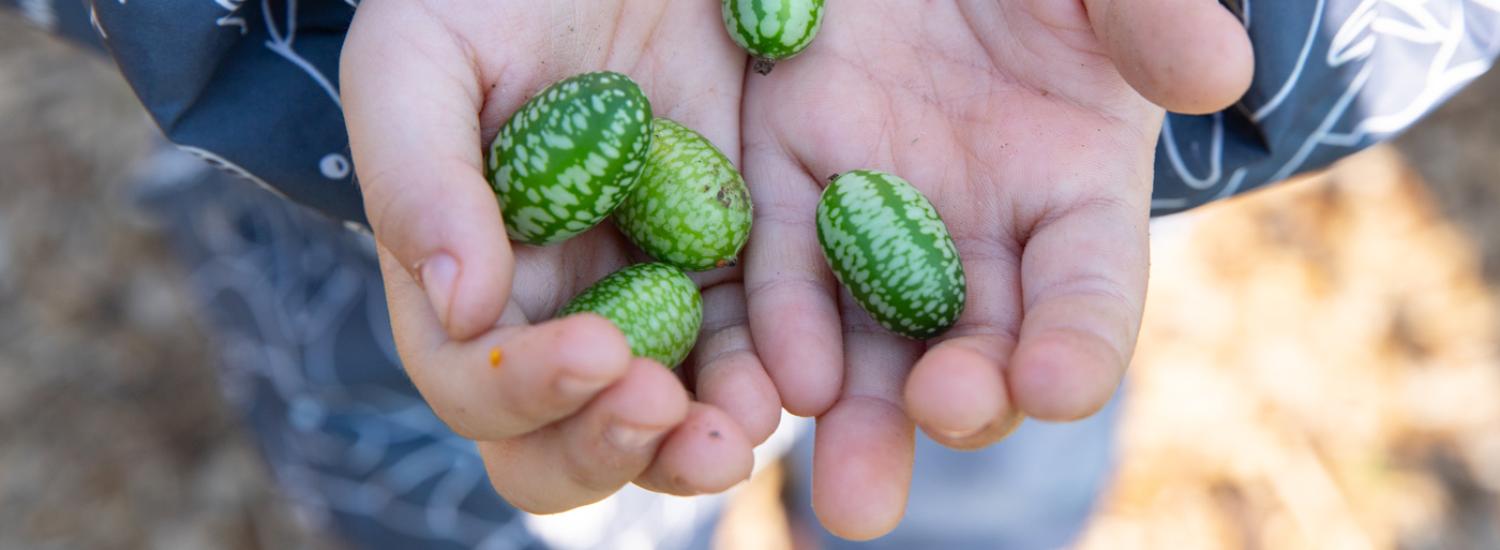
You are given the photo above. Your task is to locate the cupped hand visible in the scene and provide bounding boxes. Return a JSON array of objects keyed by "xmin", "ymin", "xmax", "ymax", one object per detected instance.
[
  {"xmin": 742, "ymin": 0, "xmax": 1252, "ymax": 539},
  {"xmin": 340, "ymin": 0, "xmax": 781, "ymax": 514}
]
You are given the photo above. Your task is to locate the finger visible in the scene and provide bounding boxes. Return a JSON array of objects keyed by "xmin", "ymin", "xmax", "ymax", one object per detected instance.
[
  {"xmin": 379, "ymin": 245, "xmax": 632, "ymax": 441},
  {"xmin": 342, "ymin": 4, "xmax": 511, "ymax": 340},
  {"xmin": 1010, "ymin": 197, "xmax": 1148, "ymax": 422},
  {"xmin": 1083, "ymin": 0, "xmax": 1254, "ymax": 114},
  {"xmin": 689, "ymin": 283, "xmax": 782, "ymax": 444},
  {"xmin": 620, "ymin": 0, "xmax": 747, "ymax": 162},
  {"xmin": 480, "ymin": 359, "xmax": 689, "ymax": 514},
  {"xmin": 905, "ymin": 233, "xmax": 1026, "ymax": 449},
  {"xmin": 906, "ymin": 339, "xmax": 1025, "ymax": 450},
  {"xmin": 812, "ymin": 298, "xmax": 921, "ymax": 541},
  {"xmin": 635, "ymin": 403, "xmax": 755, "ymax": 496},
  {"xmin": 742, "ymin": 142, "xmax": 844, "ymax": 417}
]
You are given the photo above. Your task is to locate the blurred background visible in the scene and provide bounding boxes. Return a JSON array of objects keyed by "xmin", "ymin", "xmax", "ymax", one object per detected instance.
[{"xmin": 3, "ymin": 11, "xmax": 1499, "ymax": 550}]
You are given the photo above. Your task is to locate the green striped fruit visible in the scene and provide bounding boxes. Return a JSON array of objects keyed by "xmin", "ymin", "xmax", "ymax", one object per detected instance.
[
  {"xmin": 614, "ymin": 118, "xmax": 753, "ymax": 271},
  {"xmin": 557, "ymin": 263, "xmax": 703, "ymax": 368},
  {"xmin": 722, "ymin": 0, "xmax": 826, "ymax": 74},
  {"xmin": 486, "ymin": 72, "xmax": 653, "ymax": 246},
  {"xmin": 816, "ymin": 170, "xmax": 966, "ymax": 340}
]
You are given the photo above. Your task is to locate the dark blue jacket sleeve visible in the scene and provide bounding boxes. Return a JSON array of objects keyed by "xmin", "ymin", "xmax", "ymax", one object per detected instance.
[
  {"xmin": 3, "ymin": 0, "xmax": 366, "ymax": 226},
  {"xmin": 5, "ymin": 0, "xmax": 1500, "ymax": 222},
  {"xmin": 1151, "ymin": 0, "xmax": 1500, "ymax": 215}
]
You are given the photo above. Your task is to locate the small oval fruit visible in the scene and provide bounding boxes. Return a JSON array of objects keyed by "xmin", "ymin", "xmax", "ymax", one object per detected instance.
[
  {"xmin": 816, "ymin": 170, "xmax": 966, "ymax": 340},
  {"xmin": 487, "ymin": 71, "xmax": 653, "ymax": 246},
  {"xmin": 722, "ymin": 0, "xmax": 826, "ymax": 74},
  {"xmin": 557, "ymin": 263, "xmax": 703, "ymax": 368},
  {"xmin": 614, "ymin": 118, "xmax": 753, "ymax": 271}
]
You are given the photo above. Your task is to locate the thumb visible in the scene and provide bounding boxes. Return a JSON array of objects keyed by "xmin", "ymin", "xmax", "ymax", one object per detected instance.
[
  {"xmin": 1084, "ymin": 0, "xmax": 1255, "ymax": 115},
  {"xmin": 341, "ymin": 4, "xmax": 513, "ymax": 340}
]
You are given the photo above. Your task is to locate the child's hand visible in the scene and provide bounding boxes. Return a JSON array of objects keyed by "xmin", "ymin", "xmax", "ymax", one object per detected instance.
[
  {"xmin": 339, "ymin": 0, "xmax": 780, "ymax": 513},
  {"xmin": 742, "ymin": 0, "xmax": 1252, "ymax": 539}
]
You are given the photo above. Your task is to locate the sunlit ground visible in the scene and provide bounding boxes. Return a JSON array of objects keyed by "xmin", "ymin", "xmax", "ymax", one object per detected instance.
[{"xmin": 1076, "ymin": 145, "xmax": 1500, "ymax": 550}]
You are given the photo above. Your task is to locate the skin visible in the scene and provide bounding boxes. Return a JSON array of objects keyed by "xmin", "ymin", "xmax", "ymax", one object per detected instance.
[
  {"xmin": 742, "ymin": 0, "xmax": 1251, "ymax": 539},
  {"xmin": 342, "ymin": 0, "xmax": 1253, "ymax": 539},
  {"xmin": 340, "ymin": 0, "xmax": 781, "ymax": 514}
]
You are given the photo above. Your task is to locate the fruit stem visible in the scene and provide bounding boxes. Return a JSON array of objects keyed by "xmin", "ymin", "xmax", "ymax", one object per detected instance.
[{"xmin": 752, "ymin": 57, "xmax": 777, "ymax": 76}]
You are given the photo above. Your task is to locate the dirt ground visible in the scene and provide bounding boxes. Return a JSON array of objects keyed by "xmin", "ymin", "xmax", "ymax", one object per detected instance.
[
  {"xmin": 1069, "ymin": 59, "xmax": 1500, "ymax": 550},
  {"xmin": 0, "ymin": 16, "xmax": 336, "ymax": 550},
  {"xmin": 3, "ymin": 12, "xmax": 1500, "ymax": 550}
]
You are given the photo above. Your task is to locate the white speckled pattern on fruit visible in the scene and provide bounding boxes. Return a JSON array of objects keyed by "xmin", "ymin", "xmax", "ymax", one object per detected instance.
[
  {"xmin": 722, "ymin": 0, "xmax": 825, "ymax": 61},
  {"xmin": 487, "ymin": 72, "xmax": 652, "ymax": 246},
  {"xmin": 817, "ymin": 170, "xmax": 966, "ymax": 339},
  {"xmin": 614, "ymin": 118, "xmax": 753, "ymax": 271},
  {"xmin": 557, "ymin": 263, "xmax": 703, "ymax": 368}
]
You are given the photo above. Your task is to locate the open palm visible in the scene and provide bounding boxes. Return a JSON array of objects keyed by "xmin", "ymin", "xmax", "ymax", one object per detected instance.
[
  {"xmin": 742, "ymin": 0, "xmax": 1251, "ymax": 539},
  {"xmin": 341, "ymin": 0, "xmax": 780, "ymax": 514}
]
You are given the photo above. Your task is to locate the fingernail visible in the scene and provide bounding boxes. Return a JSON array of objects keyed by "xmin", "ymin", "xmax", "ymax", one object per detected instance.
[
  {"xmin": 605, "ymin": 422, "xmax": 668, "ymax": 453},
  {"xmin": 555, "ymin": 375, "xmax": 611, "ymax": 401},
  {"xmin": 935, "ymin": 424, "xmax": 986, "ymax": 441},
  {"xmin": 417, "ymin": 254, "xmax": 458, "ymax": 330}
]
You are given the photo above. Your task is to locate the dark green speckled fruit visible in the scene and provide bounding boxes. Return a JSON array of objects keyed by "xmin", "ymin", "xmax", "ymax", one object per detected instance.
[
  {"xmin": 722, "ymin": 0, "xmax": 826, "ymax": 74},
  {"xmin": 816, "ymin": 170, "xmax": 966, "ymax": 340},
  {"xmin": 557, "ymin": 263, "xmax": 703, "ymax": 368},
  {"xmin": 486, "ymin": 71, "xmax": 652, "ymax": 246}
]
